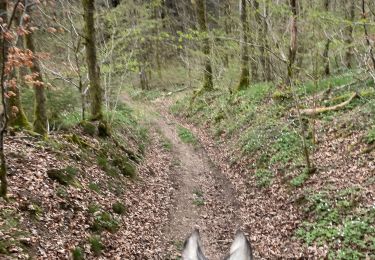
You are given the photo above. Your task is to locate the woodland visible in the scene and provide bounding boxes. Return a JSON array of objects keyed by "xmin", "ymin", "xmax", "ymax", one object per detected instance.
[{"xmin": 0, "ymin": 0, "xmax": 374, "ymax": 259}]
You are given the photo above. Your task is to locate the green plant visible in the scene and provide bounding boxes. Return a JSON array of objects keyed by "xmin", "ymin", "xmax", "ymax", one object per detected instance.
[
  {"xmin": 47, "ymin": 166, "xmax": 80, "ymax": 187},
  {"xmin": 72, "ymin": 246, "xmax": 85, "ymax": 260},
  {"xmin": 89, "ymin": 236, "xmax": 104, "ymax": 256},
  {"xmin": 271, "ymin": 129, "xmax": 303, "ymax": 164},
  {"xmin": 290, "ymin": 170, "xmax": 309, "ymax": 187},
  {"xmin": 91, "ymin": 211, "xmax": 119, "ymax": 233},
  {"xmin": 88, "ymin": 203, "xmax": 101, "ymax": 214},
  {"xmin": 28, "ymin": 203, "xmax": 43, "ymax": 220},
  {"xmin": 177, "ymin": 126, "xmax": 197, "ymax": 144},
  {"xmin": 161, "ymin": 138, "xmax": 173, "ymax": 151},
  {"xmin": 97, "ymin": 155, "xmax": 109, "ymax": 171},
  {"xmin": 365, "ymin": 126, "xmax": 375, "ymax": 144},
  {"xmin": 112, "ymin": 201, "xmax": 127, "ymax": 215},
  {"xmin": 296, "ymin": 189, "xmax": 375, "ymax": 257},
  {"xmin": 255, "ymin": 169, "xmax": 273, "ymax": 188},
  {"xmin": 0, "ymin": 209, "xmax": 30, "ymax": 255},
  {"xmin": 173, "ymin": 240, "xmax": 184, "ymax": 251},
  {"xmin": 192, "ymin": 189, "xmax": 204, "ymax": 206},
  {"xmin": 56, "ymin": 186, "xmax": 68, "ymax": 198},
  {"xmin": 0, "ymin": 241, "xmax": 8, "ymax": 254},
  {"xmin": 88, "ymin": 182, "xmax": 101, "ymax": 193},
  {"xmin": 192, "ymin": 198, "xmax": 204, "ymax": 207}
]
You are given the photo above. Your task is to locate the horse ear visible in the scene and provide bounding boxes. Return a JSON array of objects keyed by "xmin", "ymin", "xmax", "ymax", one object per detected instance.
[
  {"xmin": 182, "ymin": 229, "xmax": 206, "ymax": 260},
  {"xmin": 227, "ymin": 230, "xmax": 253, "ymax": 260}
]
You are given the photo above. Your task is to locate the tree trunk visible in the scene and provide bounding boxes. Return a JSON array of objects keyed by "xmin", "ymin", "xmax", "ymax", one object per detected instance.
[
  {"xmin": 139, "ymin": 65, "xmax": 149, "ymax": 90},
  {"xmin": 82, "ymin": 0, "xmax": 104, "ymax": 121},
  {"xmin": 223, "ymin": 0, "xmax": 231, "ymax": 67},
  {"xmin": 322, "ymin": 39, "xmax": 331, "ymax": 76},
  {"xmin": 286, "ymin": 0, "xmax": 298, "ymax": 86},
  {"xmin": 344, "ymin": 0, "xmax": 355, "ymax": 69},
  {"xmin": 237, "ymin": 0, "xmax": 250, "ymax": 91},
  {"xmin": 7, "ymin": 14, "xmax": 30, "ymax": 129},
  {"xmin": 195, "ymin": 0, "xmax": 213, "ymax": 91},
  {"xmin": 6, "ymin": 74, "xmax": 30, "ymax": 129},
  {"xmin": 25, "ymin": 32, "xmax": 48, "ymax": 136},
  {"xmin": 0, "ymin": 0, "xmax": 8, "ymax": 199},
  {"xmin": 24, "ymin": 5, "xmax": 48, "ymax": 136},
  {"xmin": 322, "ymin": 0, "xmax": 331, "ymax": 76},
  {"xmin": 253, "ymin": 0, "xmax": 271, "ymax": 81},
  {"xmin": 361, "ymin": 0, "xmax": 375, "ymax": 71}
]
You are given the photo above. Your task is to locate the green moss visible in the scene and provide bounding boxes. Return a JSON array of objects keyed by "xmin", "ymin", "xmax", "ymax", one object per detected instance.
[
  {"xmin": 8, "ymin": 108, "xmax": 31, "ymax": 130},
  {"xmin": 112, "ymin": 201, "xmax": 127, "ymax": 215}
]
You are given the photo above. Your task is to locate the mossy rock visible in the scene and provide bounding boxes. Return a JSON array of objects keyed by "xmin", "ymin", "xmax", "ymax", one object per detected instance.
[{"xmin": 47, "ymin": 166, "xmax": 80, "ymax": 186}]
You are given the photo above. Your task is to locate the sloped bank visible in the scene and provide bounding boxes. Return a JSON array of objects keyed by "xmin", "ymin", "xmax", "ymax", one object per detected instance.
[
  {"xmin": 164, "ymin": 77, "xmax": 375, "ymax": 258},
  {"xmin": 0, "ymin": 107, "xmax": 174, "ymax": 259}
]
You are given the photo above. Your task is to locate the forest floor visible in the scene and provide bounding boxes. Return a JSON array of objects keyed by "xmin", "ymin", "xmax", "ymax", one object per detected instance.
[
  {"xmin": 122, "ymin": 94, "xmax": 242, "ymax": 259},
  {"xmin": 144, "ymin": 87, "xmax": 374, "ymax": 259},
  {"xmin": 1, "ymin": 87, "xmax": 374, "ymax": 259},
  {"xmin": 125, "ymin": 93, "xmax": 310, "ymax": 259}
]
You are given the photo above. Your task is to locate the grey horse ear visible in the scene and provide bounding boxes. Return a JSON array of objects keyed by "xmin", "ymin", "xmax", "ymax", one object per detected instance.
[
  {"xmin": 182, "ymin": 229, "xmax": 207, "ymax": 260},
  {"xmin": 227, "ymin": 230, "xmax": 253, "ymax": 260}
]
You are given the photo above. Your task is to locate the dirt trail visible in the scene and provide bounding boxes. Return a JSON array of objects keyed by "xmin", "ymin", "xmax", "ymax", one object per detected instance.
[{"xmin": 124, "ymin": 95, "xmax": 241, "ymax": 259}]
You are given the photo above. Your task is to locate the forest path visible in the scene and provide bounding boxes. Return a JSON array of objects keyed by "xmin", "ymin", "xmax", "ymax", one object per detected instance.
[{"xmin": 122, "ymin": 94, "xmax": 241, "ymax": 259}]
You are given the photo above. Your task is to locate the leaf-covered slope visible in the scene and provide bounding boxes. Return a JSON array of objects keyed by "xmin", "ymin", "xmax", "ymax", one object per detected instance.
[{"xmin": 0, "ymin": 127, "xmax": 174, "ymax": 259}]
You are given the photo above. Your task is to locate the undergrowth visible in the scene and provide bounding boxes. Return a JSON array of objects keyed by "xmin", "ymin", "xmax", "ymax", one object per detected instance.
[
  {"xmin": 170, "ymin": 71, "xmax": 375, "ymax": 257},
  {"xmin": 296, "ymin": 188, "xmax": 375, "ymax": 259}
]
